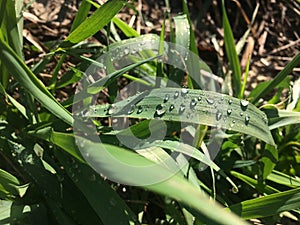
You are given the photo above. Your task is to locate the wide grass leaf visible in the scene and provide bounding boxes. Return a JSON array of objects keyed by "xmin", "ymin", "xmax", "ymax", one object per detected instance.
[{"xmin": 84, "ymin": 88, "xmax": 275, "ymax": 145}]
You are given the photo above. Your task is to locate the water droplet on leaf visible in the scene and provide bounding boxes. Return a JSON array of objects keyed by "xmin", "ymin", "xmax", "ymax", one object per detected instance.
[
  {"xmin": 137, "ymin": 106, "xmax": 143, "ymax": 114},
  {"xmin": 179, "ymin": 104, "xmax": 185, "ymax": 114},
  {"xmin": 206, "ymin": 98, "xmax": 214, "ymax": 105},
  {"xmin": 228, "ymin": 99, "xmax": 233, "ymax": 105},
  {"xmin": 190, "ymin": 98, "xmax": 197, "ymax": 109},
  {"xmin": 174, "ymin": 91, "xmax": 179, "ymax": 99},
  {"xmin": 245, "ymin": 115, "xmax": 250, "ymax": 125},
  {"xmin": 216, "ymin": 111, "xmax": 222, "ymax": 121},
  {"xmin": 164, "ymin": 94, "xmax": 170, "ymax": 103},
  {"xmin": 169, "ymin": 104, "xmax": 175, "ymax": 111},
  {"xmin": 128, "ymin": 104, "xmax": 135, "ymax": 114},
  {"xmin": 227, "ymin": 109, "xmax": 232, "ymax": 115},
  {"xmin": 181, "ymin": 88, "xmax": 188, "ymax": 97},
  {"xmin": 156, "ymin": 104, "xmax": 167, "ymax": 116},
  {"xmin": 240, "ymin": 99, "xmax": 249, "ymax": 109}
]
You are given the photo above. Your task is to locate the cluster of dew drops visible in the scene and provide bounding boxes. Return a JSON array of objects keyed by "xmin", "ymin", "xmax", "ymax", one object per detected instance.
[{"xmin": 121, "ymin": 88, "xmax": 253, "ymax": 127}]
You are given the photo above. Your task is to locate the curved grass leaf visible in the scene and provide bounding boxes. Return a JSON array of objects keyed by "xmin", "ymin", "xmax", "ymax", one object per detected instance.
[
  {"xmin": 0, "ymin": 40, "xmax": 73, "ymax": 125},
  {"xmin": 60, "ymin": 0, "xmax": 124, "ymax": 48},
  {"xmin": 228, "ymin": 188, "xmax": 300, "ymax": 220},
  {"xmin": 46, "ymin": 132, "xmax": 248, "ymax": 225},
  {"xmin": 84, "ymin": 88, "xmax": 275, "ymax": 145}
]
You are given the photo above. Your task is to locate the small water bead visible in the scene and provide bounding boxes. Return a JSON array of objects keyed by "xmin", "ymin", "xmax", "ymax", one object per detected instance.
[
  {"xmin": 179, "ymin": 104, "xmax": 186, "ymax": 114},
  {"xmin": 127, "ymin": 104, "xmax": 135, "ymax": 114},
  {"xmin": 240, "ymin": 99, "xmax": 249, "ymax": 107},
  {"xmin": 124, "ymin": 47, "xmax": 130, "ymax": 55},
  {"xmin": 108, "ymin": 104, "xmax": 117, "ymax": 114},
  {"xmin": 206, "ymin": 98, "xmax": 214, "ymax": 105},
  {"xmin": 228, "ymin": 99, "xmax": 233, "ymax": 105},
  {"xmin": 240, "ymin": 112, "xmax": 244, "ymax": 116},
  {"xmin": 245, "ymin": 115, "xmax": 250, "ymax": 125},
  {"xmin": 227, "ymin": 109, "xmax": 232, "ymax": 115},
  {"xmin": 198, "ymin": 96, "xmax": 202, "ymax": 101},
  {"xmin": 169, "ymin": 104, "xmax": 175, "ymax": 111},
  {"xmin": 174, "ymin": 91, "xmax": 179, "ymax": 99},
  {"xmin": 230, "ymin": 120, "xmax": 236, "ymax": 128},
  {"xmin": 156, "ymin": 104, "xmax": 167, "ymax": 116},
  {"xmin": 164, "ymin": 94, "xmax": 170, "ymax": 103},
  {"xmin": 137, "ymin": 106, "xmax": 143, "ymax": 114},
  {"xmin": 190, "ymin": 98, "xmax": 197, "ymax": 109},
  {"xmin": 181, "ymin": 88, "xmax": 188, "ymax": 97},
  {"xmin": 216, "ymin": 111, "xmax": 222, "ymax": 121}
]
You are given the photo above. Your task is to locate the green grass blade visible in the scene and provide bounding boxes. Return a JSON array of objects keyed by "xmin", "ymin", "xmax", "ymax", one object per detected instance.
[
  {"xmin": 70, "ymin": 0, "xmax": 91, "ymax": 32},
  {"xmin": 267, "ymin": 170, "xmax": 300, "ymax": 188},
  {"xmin": 112, "ymin": 17, "xmax": 139, "ymax": 37},
  {"xmin": 60, "ymin": 0, "xmax": 124, "ymax": 48},
  {"xmin": 0, "ymin": 40, "xmax": 73, "ymax": 125},
  {"xmin": 85, "ymin": 88, "xmax": 275, "ymax": 145},
  {"xmin": 251, "ymin": 52, "xmax": 300, "ymax": 104},
  {"xmin": 87, "ymin": 55, "xmax": 161, "ymax": 94},
  {"xmin": 228, "ymin": 188, "xmax": 300, "ymax": 219},
  {"xmin": 222, "ymin": 0, "xmax": 242, "ymax": 98},
  {"xmin": 263, "ymin": 108, "xmax": 300, "ymax": 130}
]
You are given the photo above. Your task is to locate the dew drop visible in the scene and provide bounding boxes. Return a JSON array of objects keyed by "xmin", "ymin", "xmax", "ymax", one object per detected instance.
[
  {"xmin": 174, "ymin": 91, "xmax": 179, "ymax": 99},
  {"xmin": 181, "ymin": 88, "xmax": 188, "ymax": 97},
  {"xmin": 241, "ymin": 99, "xmax": 249, "ymax": 107},
  {"xmin": 124, "ymin": 47, "xmax": 130, "ymax": 55},
  {"xmin": 164, "ymin": 94, "xmax": 170, "ymax": 103},
  {"xmin": 190, "ymin": 98, "xmax": 197, "ymax": 109},
  {"xmin": 245, "ymin": 115, "xmax": 250, "ymax": 125},
  {"xmin": 240, "ymin": 112, "xmax": 244, "ymax": 116},
  {"xmin": 156, "ymin": 104, "xmax": 167, "ymax": 116},
  {"xmin": 131, "ymin": 49, "xmax": 137, "ymax": 54},
  {"xmin": 137, "ymin": 106, "xmax": 143, "ymax": 114},
  {"xmin": 169, "ymin": 104, "xmax": 175, "ymax": 111},
  {"xmin": 127, "ymin": 104, "xmax": 135, "ymax": 114},
  {"xmin": 227, "ymin": 109, "xmax": 232, "ymax": 115},
  {"xmin": 206, "ymin": 98, "xmax": 214, "ymax": 105},
  {"xmin": 108, "ymin": 104, "xmax": 117, "ymax": 114},
  {"xmin": 230, "ymin": 120, "xmax": 236, "ymax": 128},
  {"xmin": 198, "ymin": 96, "xmax": 202, "ymax": 101},
  {"xmin": 228, "ymin": 99, "xmax": 233, "ymax": 105},
  {"xmin": 179, "ymin": 104, "xmax": 185, "ymax": 114},
  {"xmin": 216, "ymin": 111, "xmax": 222, "ymax": 121}
]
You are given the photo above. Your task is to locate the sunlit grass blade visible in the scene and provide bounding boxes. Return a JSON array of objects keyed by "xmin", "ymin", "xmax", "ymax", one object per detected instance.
[
  {"xmin": 0, "ymin": 40, "xmax": 73, "ymax": 125},
  {"xmin": 231, "ymin": 171, "xmax": 279, "ymax": 194},
  {"xmin": 60, "ymin": 0, "xmax": 124, "ymax": 48},
  {"xmin": 85, "ymin": 88, "xmax": 275, "ymax": 145},
  {"xmin": 228, "ymin": 188, "xmax": 300, "ymax": 220},
  {"xmin": 251, "ymin": 52, "xmax": 300, "ymax": 104},
  {"xmin": 112, "ymin": 17, "xmax": 139, "ymax": 37},
  {"xmin": 267, "ymin": 170, "xmax": 300, "ymax": 188},
  {"xmin": 222, "ymin": 0, "xmax": 242, "ymax": 98}
]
